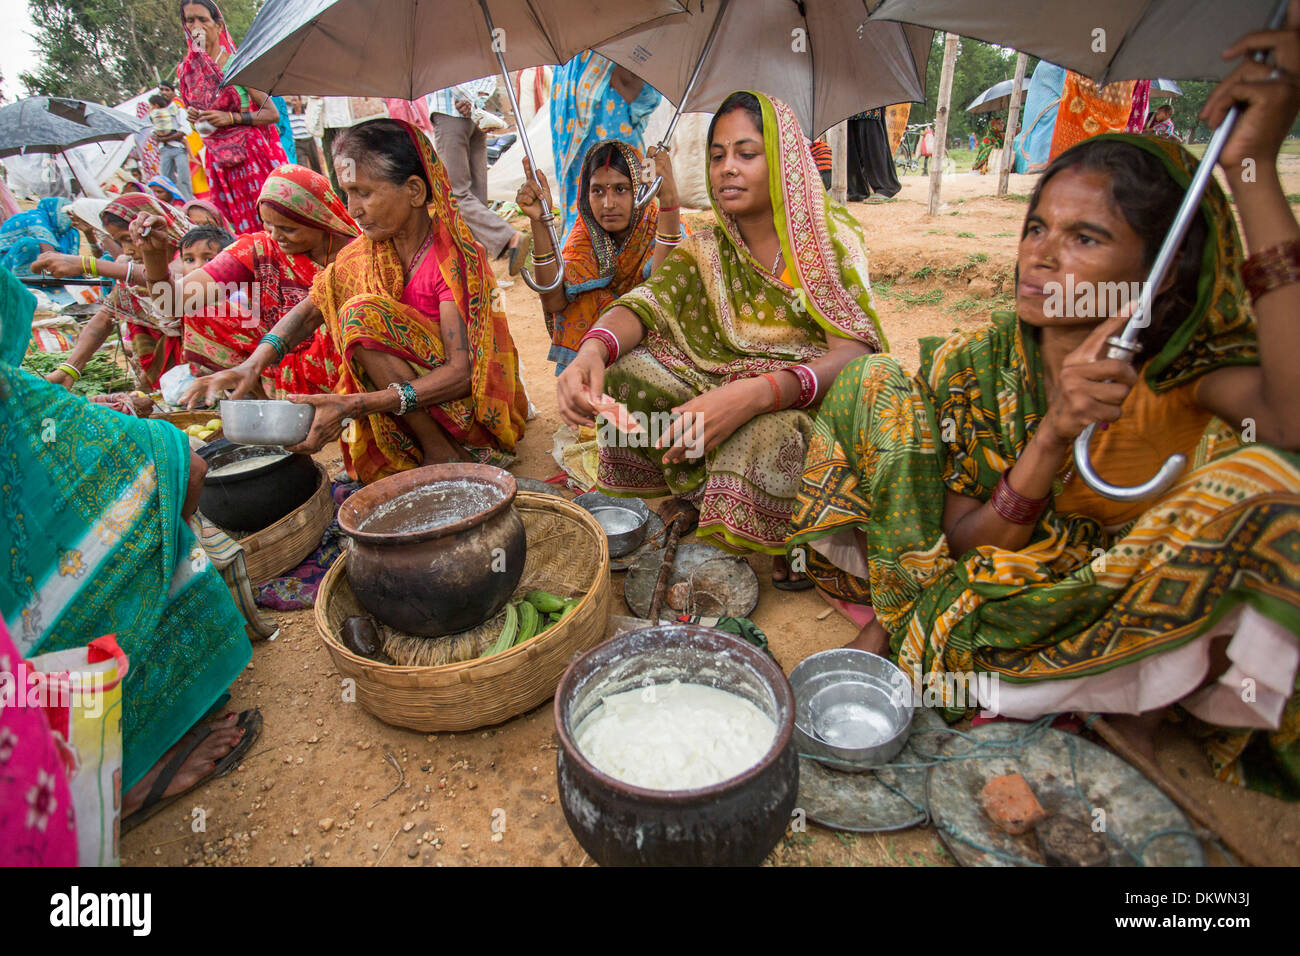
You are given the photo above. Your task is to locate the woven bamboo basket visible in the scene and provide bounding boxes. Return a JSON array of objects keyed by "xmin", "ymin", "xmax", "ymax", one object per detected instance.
[
  {"xmin": 237, "ymin": 460, "xmax": 334, "ymax": 584},
  {"xmin": 315, "ymin": 491, "xmax": 611, "ymax": 732},
  {"xmin": 154, "ymin": 409, "xmax": 224, "ymax": 440}
]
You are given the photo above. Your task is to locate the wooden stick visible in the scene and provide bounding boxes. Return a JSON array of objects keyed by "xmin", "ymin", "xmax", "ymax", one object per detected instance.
[
  {"xmin": 1080, "ymin": 712, "xmax": 1268, "ymax": 867},
  {"xmin": 647, "ymin": 514, "xmax": 687, "ymax": 622},
  {"xmin": 828, "ymin": 120, "xmax": 848, "ymax": 205},
  {"xmin": 927, "ymin": 33, "xmax": 960, "ymax": 216},
  {"xmin": 997, "ymin": 52, "xmax": 1029, "ymax": 197}
]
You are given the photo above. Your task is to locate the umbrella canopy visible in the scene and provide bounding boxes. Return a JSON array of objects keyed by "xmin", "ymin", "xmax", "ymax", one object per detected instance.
[
  {"xmin": 965, "ymin": 77, "xmax": 1028, "ymax": 114},
  {"xmin": 224, "ymin": 0, "xmax": 688, "ymax": 96},
  {"xmin": 867, "ymin": 0, "xmax": 1284, "ymax": 83},
  {"xmin": 596, "ymin": 0, "xmax": 931, "ymax": 138},
  {"xmin": 1148, "ymin": 78, "xmax": 1184, "ymax": 101},
  {"xmin": 0, "ymin": 97, "xmax": 146, "ymax": 158}
]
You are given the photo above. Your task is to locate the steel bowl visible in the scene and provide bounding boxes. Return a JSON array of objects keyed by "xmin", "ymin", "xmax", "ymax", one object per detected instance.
[
  {"xmin": 789, "ymin": 649, "xmax": 914, "ymax": 773},
  {"xmin": 219, "ymin": 399, "xmax": 315, "ymax": 446},
  {"xmin": 574, "ymin": 491, "xmax": 649, "ymax": 558}
]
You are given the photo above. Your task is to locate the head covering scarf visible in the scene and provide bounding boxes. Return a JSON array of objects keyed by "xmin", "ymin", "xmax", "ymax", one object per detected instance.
[
  {"xmin": 182, "ymin": 198, "xmax": 232, "ymax": 231},
  {"xmin": 146, "ymin": 175, "xmax": 187, "ymax": 206},
  {"xmin": 101, "ymin": 192, "xmax": 191, "ymax": 247},
  {"xmin": 0, "ymin": 198, "xmax": 79, "ymax": 276},
  {"xmin": 546, "ymin": 140, "xmax": 658, "ymax": 366},
  {"xmin": 309, "ymin": 119, "xmax": 527, "ymax": 480},
  {"xmin": 256, "ymin": 163, "xmax": 357, "ymax": 238}
]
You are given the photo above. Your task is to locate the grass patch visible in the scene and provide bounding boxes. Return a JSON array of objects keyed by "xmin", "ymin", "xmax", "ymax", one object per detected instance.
[
  {"xmin": 952, "ymin": 293, "xmax": 1014, "ymax": 313},
  {"xmin": 909, "ymin": 265, "xmax": 934, "ymax": 279},
  {"xmin": 967, "ymin": 252, "xmax": 989, "ymax": 264},
  {"xmin": 924, "ymin": 229, "xmax": 945, "ymax": 235},
  {"xmin": 1288, "ymin": 193, "xmax": 1300, "ymax": 204},
  {"xmin": 1001, "ymin": 192, "xmax": 1031, "ymax": 202},
  {"xmin": 992, "ymin": 231, "xmax": 1016, "ymax": 237},
  {"xmin": 956, "ymin": 231, "xmax": 976, "ymax": 238},
  {"xmin": 893, "ymin": 287, "xmax": 945, "ymax": 307}
]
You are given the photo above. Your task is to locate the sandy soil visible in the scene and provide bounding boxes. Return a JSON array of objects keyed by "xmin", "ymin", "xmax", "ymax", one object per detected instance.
[{"xmin": 121, "ymin": 163, "xmax": 1300, "ymax": 867}]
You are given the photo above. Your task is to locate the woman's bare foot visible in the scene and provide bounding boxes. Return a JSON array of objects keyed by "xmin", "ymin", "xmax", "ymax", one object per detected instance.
[
  {"xmin": 656, "ymin": 497, "xmax": 699, "ymax": 534},
  {"xmin": 843, "ymin": 617, "xmax": 890, "ymax": 656},
  {"xmin": 771, "ymin": 553, "xmax": 810, "ymax": 588},
  {"xmin": 122, "ymin": 713, "xmax": 247, "ymax": 818}
]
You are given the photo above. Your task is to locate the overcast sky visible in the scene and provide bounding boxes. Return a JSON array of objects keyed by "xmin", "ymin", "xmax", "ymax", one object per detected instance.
[{"xmin": 0, "ymin": 0, "xmax": 41, "ymax": 100}]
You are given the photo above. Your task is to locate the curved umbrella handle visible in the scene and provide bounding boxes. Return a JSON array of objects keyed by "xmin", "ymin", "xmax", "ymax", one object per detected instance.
[
  {"xmin": 1073, "ymin": 423, "xmax": 1186, "ymax": 502},
  {"xmin": 635, "ymin": 175, "xmax": 663, "ymax": 210},
  {"xmin": 521, "ymin": 212, "xmax": 565, "ymax": 294}
]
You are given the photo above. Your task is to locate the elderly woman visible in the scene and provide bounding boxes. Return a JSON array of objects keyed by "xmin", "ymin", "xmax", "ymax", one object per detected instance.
[
  {"xmin": 790, "ymin": 22, "xmax": 1300, "ymax": 797},
  {"xmin": 556, "ymin": 91, "xmax": 883, "ymax": 588},
  {"xmin": 186, "ymin": 119, "xmax": 527, "ymax": 484},
  {"xmin": 516, "ymin": 141, "xmax": 679, "ymax": 373},
  {"xmin": 133, "ymin": 163, "xmax": 358, "ymax": 396}
]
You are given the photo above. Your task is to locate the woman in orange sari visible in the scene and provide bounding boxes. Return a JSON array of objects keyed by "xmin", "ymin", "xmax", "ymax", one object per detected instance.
[{"xmin": 186, "ymin": 119, "xmax": 527, "ymax": 484}]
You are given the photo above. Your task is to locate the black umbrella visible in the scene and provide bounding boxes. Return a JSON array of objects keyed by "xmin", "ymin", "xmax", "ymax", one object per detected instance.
[{"xmin": 0, "ymin": 97, "xmax": 147, "ymax": 158}]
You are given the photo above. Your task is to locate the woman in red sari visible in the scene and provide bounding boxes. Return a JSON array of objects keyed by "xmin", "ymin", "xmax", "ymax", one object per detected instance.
[
  {"xmin": 137, "ymin": 164, "xmax": 358, "ymax": 396},
  {"xmin": 184, "ymin": 119, "xmax": 528, "ymax": 484},
  {"xmin": 177, "ymin": 0, "xmax": 287, "ymax": 234}
]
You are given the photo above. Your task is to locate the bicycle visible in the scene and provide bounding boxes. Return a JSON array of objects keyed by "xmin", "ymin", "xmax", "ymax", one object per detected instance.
[{"xmin": 895, "ymin": 123, "xmax": 954, "ymax": 176}]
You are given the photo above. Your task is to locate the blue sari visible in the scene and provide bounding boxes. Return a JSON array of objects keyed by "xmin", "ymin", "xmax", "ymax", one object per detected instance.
[
  {"xmin": 0, "ymin": 197, "xmax": 78, "ymax": 277},
  {"xmin": 550, "ymin": 51, "xmax": 660, "ymax": 242},
  {"xmin": 0, "ymin": 266, "xmax": 250, "ymax": 790}
]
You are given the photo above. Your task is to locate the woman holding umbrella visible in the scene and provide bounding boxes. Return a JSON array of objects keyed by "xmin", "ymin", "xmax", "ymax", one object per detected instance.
[
  {"xmin": 556, "ymin": 91, "xmax": 883, "ymax": 589},
  {"xmin": 790, "ymin": 18, "xmax": 1300, "ymax": 796},
  {"xmin": 177, "ymin": 0, "xmax": 287, "ymax": 234}
]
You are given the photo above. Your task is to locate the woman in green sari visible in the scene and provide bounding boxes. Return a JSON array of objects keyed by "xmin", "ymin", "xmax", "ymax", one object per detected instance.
[
  {"xmin": 556, "ymin": 91, "xmax": 883, "ymax": 586},
  {"xmin": 789, "ymin": 37, "xmax": 1300, "ymax": 797},
  {"xmin": 0, "ymin": 265, "xmax": 259, "ymax": 829}
]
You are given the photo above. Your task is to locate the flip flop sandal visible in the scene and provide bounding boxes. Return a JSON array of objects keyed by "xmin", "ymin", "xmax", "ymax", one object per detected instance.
[
  {"xmin": 121, "ymin": 708, "xmax": 263, "ymax": 835},
  {"xmin": 506, "ymin": 231, "xmax": 533, "ymax": 276},
  {"xmin": 772, "ymin": 570, "xmax": 815, "ymax": 591}
]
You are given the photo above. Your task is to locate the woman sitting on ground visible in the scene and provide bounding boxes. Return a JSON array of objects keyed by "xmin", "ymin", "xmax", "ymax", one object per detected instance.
[
  {"xmin": 185, "ymin": 119, "xmax": 528, "ymax": 484},
  {"xmin": 0, "ymin": 265, "xmax": 259, "ymax": 832},
  {"xmin": 517, "ymin": 141, "xmax": 679, "ymax": 373},
  {"xmin": 133, "ymin": 163, "xmax": 358, "ymax": 397},
  {"xmin": 556, "ymin": 91, "xmax": 883, "ymax": 588},
  {"xmin": 789, "ymin": 32, "xmax": 1300, "ymax": 797},
  {"xmin": 33, "ymin": 193, "xmax": 192, "ymax": 389}
]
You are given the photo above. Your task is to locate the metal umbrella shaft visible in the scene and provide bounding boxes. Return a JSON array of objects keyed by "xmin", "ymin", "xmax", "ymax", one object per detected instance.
[
  {"xmin": 635, "ymin": 0, "xmax": 732, "ymax": 209},
  {"xmin": 1073, "ymin": 0, "xmax": 1289, "ymax": 501},
  {"xmin": 477, "ymin": 0, "xmax": 564, "ymax": 293}
]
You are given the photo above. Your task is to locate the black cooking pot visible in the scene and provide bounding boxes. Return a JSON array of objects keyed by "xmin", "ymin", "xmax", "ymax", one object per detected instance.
[
  {"xmin": 554, "ymin": 624, "xmax": 798, "ymax": 866},
  {"xmin": 197, "ymin": 439, "xmax": 318, "ymax": 533}
]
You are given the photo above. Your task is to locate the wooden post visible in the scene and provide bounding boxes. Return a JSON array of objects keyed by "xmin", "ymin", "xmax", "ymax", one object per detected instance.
[
  {"xmin": 928, "ymin": 33, "xmax": 959, "ymax": 216},
  {"xmin": 998, "ymin": 51, "xmax": 1029, "ymax": 197},
  {"xmin": 828, "ymin": 120, "xmax": 848, "ymax": 205}
]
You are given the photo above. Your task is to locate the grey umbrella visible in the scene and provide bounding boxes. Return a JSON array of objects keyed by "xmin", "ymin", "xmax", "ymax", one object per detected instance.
[
  {"xmin": 869, "ymin": 0, "xmax": 1290, "ymax": 502},
  {"xmin": 965, "ymin": 77, "xmax": 1028, "ymax": 114},
  {"xmin": 595, "ymin": 0, "xmax": 931, "ymax": 206},
  {"xmin": 0, "ymin": 97, "xmax": 146, "ymax": 158},
  {"xmin": 1148, "ymin": 78, "xmax": 1184, "ymax": 101},
  {"xmin": 223, "ymin": 0, "xmax": 688, "ymax": 293}
]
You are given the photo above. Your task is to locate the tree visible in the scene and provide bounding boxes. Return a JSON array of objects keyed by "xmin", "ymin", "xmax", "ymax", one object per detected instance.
[
  {"xmin": 911, "ymin": 34, "xmax": 1038, "ymax": 146},
  {"xmin": 20, "ymin": 0, "xmax": 263, "ymax": 104}
]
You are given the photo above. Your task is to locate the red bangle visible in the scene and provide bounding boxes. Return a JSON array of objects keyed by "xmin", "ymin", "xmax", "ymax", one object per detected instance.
[
  {"xmin": 990, "ymin": 467, "xmax": 1048, "ymax": 525},
  {"xmin": 790, "ymin": 364, "xmax": 819, "ymax": 408},
  {"xmin": 659, "ymin": 204, "xmax": 680, "ymax": 213},
  {"xmin": 758, "ymin": 372, "xmax": 783, "ymax": 413},
  {"xmin": 1241, "ymin": 238, "xmax": 1300, "ymax": 305},
  {"xmin": 579, "ymin": 328, "xmax": 620, "ymax": 367}
]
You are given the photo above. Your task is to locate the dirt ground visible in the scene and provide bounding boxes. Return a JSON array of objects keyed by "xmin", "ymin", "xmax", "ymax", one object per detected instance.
[{"xmin": 122, "ymin": 162, "xmax": 1300, "ymax": 867}]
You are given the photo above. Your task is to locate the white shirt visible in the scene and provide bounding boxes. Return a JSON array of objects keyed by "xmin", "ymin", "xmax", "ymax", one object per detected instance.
[{"xmin": 427, "ymin": 76, "xmax": 497, "ymax": 120}]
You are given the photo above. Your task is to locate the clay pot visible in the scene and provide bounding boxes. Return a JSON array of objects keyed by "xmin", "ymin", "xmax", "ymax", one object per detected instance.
[
  {"xmin": 554, "ymin": 624, "xmax": 798, "ymax": 866},
  {"xmin": 197, "ymin": 439, "xmax": 318, "ymax": 533},
  {"xmin": 337, "ymin": 464, "xmax": 525, "ymax": 637}
]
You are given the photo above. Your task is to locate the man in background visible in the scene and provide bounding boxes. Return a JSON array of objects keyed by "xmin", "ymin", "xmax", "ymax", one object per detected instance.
[
  {"xmin": 428, "ymin": 78, "xmax": 525, "ymax": 267},
  {"xmin": 152, "ymin": 82, "xmax": 193, "ymax": 200}
]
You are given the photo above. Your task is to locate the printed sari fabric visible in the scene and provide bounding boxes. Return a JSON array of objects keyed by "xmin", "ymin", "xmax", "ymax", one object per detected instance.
[
  {"xmin": 1049, "ymin": 72, "xmax": 1137, "ymax": 161},
  {"xmin": 550, "ymin": 51, "xmax": 661, "ymax": 242},
  {"xmin": 548, "ymin": 140, "xmax": 658, "ymax": 372},
  {"xmin": 185, "ymin": 164, "xmax": 359, "ymax": 395},
  {"xmin": 100, "ymin": 194, "xmax": 193, "ymax": 388},
  {"xmin": 176, "ymin": 5, "xmax": 288, "ymax": 234},
  {"xmin": 0, "ymin": 198, "xmax": 78, "ymax": 277},
  {"xmin": 971, "ymin": 121, "xmax": 1005, "ymax": 173},
  {"xmin": 790, "ymin": 135, "xmax": 1300, "ymax": 798},
  {"xmin": 0, "ymin": 268, "xmax": 250, "ymax": 792},
  {"xmin": 310, "ymin": 120, "xmax": 528, "ymax": 485},
  {"xmin": 599, "ymin": 91, "xmax": 884, "ymax": 555}
]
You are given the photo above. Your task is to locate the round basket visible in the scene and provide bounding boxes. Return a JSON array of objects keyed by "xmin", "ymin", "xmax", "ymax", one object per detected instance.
[
  {"xmin": 238, "ymin": 460, "xmax": 334, "ymax": 585},
  {"xmin": 315, "ymin": 491, "xmax": 611, "ymax": 732},
  {"xmin": 154, "ymin": 409, "xmax": 224, "ymax": 441}
]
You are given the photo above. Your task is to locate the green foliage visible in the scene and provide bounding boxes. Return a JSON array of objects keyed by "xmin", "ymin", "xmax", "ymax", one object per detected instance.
[
  {"xmin": 915, "ymin": 36, "xmax": 1038, "ymax": 146},
  {"xmin": 955, "ymin": 231, "xmax": 976, "ymax": 238},
  {"xmin": 19, "ymin": 0, "xmax": 264, "ymax": 103},
  {"xmin": 909, "ymin": 265, "xmax": 934, "ymax": 279},
  {"xmin": 22, "ymin": 345, "xmax": 132, "ymax": 396}
]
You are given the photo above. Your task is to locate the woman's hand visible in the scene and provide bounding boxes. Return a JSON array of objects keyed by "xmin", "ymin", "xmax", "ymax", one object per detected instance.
[
  {"xmin": 197, "ymin": 109, "xmax": 233, "ymax": 129},
  {"xmin": 45, "ymin": 368, "xmax": 76, "ymax": 389},
  {"xmin": 650, "ymin": 146, "xmax": 678, "ymax": 209},
  {"xmin": 186, "ymin": 106, "xmax": 201, "ymax": 124},
  {"xmin": 1037, "ymin": 314, "xmax": 1137, "ymax": 449},
  {"xmin": 557, "ymin": 347, "xmax": 606, "ymax": 428},
  {"xmin": 283, "ymin": 393, "xmax": 349, "ymax": 454},
  {"xmin": 130, "ymin": 213, "xmax": 172, "ymax": 257},
  {"xmin": 183, "ymin": 363, "xmax": 260, "ymax": 409},
  {"xmin": 31, "ymin": 252, "xmax": 85, "ymax": 278},
  {"xmin": 656, "ymin": 378, "xmax": 768, "ymax": 465},
  {"xmin": 1202, "ymin": 4, "xmax": 1300, "ymax": 170},
  {"xmin": 516, "ymin": 157, "xmax": 554, "ymax": 223}
]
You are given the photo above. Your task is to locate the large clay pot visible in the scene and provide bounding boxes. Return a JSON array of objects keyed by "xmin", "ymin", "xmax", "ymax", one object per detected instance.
[
  {"xmin": 554, "ymin": 624, "xmax": 798, "ymax": 866},
  {"xmin": 337, "ymin": 464, "xmax": 526, "ymax": 637}
]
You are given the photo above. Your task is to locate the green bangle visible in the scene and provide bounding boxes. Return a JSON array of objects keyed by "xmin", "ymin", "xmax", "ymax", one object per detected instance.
[
  {"xmin": 259, "ymin": 333, "xmax": 288, "ymax": 360},
  {"xmin": 57, "ymin": 362, "xmax": 81, "ymax": 382}
]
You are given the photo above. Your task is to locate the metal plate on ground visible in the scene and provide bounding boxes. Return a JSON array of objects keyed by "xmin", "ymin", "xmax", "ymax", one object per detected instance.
[
  {"xmin": 513, "ymin": 477, "xmax": 566, "ymax": 498},
  {"xmin": 926, "ymin": 722, "xmax": 1204, "ymax": 867},
  {"xmin": 609, "ymin": 510, "xmax": 665, "ymax": 572},
  {"xmin": 624, "ymin": 542, "xmax": 759, "ymax": 620},
  {"xmin": 798, "ymin": 708, "xmax": 946, "ymax": 833}
]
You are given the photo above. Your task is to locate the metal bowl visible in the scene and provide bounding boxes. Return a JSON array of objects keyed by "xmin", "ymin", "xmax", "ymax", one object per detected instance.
[
  {"xmin": 789, "ymin": 649, "xmax": 914, "ymax": 773},
  {"xmin": 219, "ymin": 399, "xmax": 315, "ymax": 446},
  {"xmin": 574, "ymin": 491, "xmax": 649, "ymax": 558}
]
